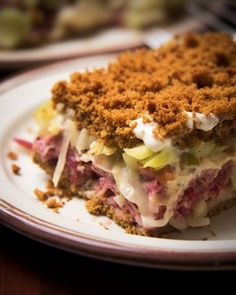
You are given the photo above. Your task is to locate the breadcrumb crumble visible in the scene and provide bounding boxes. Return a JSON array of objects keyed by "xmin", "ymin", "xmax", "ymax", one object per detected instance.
[
  {"xmin": 52, "ymin": 32, "xmax": 236, "ymax": 148},
  {"xmin": 34, "ymin": 187, "xmax": 65, "ymax": 213}
]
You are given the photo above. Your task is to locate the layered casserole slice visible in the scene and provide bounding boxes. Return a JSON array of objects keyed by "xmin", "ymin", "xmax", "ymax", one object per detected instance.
[{"xmin": 31, "ymin": 33, "xmax": 236, "ymax": 236}]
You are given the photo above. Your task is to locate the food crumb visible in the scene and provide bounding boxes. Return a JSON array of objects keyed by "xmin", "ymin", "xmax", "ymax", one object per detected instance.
[
  {"xmin": 46, "ymin": 197, "xmax": 63, "ymax": 210},
  {"xmin": 11, "ymin": 163, "xmax": 21, "ymax": 175},
  {"xmin": 7, "ymin": 151, "xmax": 18, "ymax": 160},
  {"xmin": 34, "ymin": 188, "xmax": 49, "ymax": 201}
]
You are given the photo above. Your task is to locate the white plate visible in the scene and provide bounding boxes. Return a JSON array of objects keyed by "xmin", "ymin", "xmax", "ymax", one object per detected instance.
[{"xmin": 1, "ymin": 54, "xmax": 236, "ymax": 270}]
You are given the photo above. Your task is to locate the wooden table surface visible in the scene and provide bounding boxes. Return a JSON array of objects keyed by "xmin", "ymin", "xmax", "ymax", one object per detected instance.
[{"xmin": 0, "ymin": 223, "xmax": 234, "ymax": 295}]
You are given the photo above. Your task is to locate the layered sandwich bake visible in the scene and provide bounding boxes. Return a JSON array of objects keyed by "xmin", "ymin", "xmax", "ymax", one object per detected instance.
[{"xmin": 28, "ymin": 32, "xmax": 236, "ymax": 236}]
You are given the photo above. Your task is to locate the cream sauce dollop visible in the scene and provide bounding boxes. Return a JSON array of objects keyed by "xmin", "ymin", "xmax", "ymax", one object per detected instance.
[
  {"xmin": 184, "ymin": 111, "xmax": 219, "ymax": 131},
  {"xmin": 132, "ymin": 117, "xmax": 172, "ymax": 152}
]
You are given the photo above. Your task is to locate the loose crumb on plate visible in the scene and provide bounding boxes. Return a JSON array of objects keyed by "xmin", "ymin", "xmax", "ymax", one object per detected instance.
[
  {"xmin": 7, "ymin": 151, "xmax": 18, "ymax": 160},
  {"xmin": 34, "ymin": 186, "xmax": 65, "ymax": 213},
  {"xmin": 34, "ymin": 188, "xmax": 50, "ymax": 201},
  {"xmin": 46, "ymin": 197, "xmax": 64, "ymax": 210},
  {"xmin": 11, "ymin": 163, "xmax": 21, "ymax": 175}
]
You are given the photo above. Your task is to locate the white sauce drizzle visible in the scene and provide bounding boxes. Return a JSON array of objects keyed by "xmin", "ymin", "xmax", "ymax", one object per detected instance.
[
  {"xmin": 184, "ymin": 111, "xmax": 219, "ymax": 131},
  {"xmin": 132, "ymin": 117, "xmax": 172, "ymax": 152}
]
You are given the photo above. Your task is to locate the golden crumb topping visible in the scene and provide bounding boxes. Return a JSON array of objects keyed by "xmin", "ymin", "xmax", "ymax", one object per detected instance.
[{"xmin": 52, "ymin": 33, "xmax": 236, "ymax": 148}]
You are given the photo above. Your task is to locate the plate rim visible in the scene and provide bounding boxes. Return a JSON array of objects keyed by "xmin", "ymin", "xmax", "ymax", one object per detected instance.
[
  {"xmin": 0, "ymin": 27, "xmax": 143, "ymax": 70},
  {"xmin": 1, "ymin": 199, "xmax": 236, "ymax": 270},
  {"xmin": 0, "ymin": 43, "xmax": 139, "ymax": 70},
  {"xmin": 1, "ymin": 55, "xmax": 236, "ymax": 270}
]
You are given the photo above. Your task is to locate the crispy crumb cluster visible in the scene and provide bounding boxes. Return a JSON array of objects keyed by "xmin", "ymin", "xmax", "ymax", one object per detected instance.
[
  {"xmin": 34, "ymin": 181, "xmax": 68, "ymax": 213},
  {"xmin": 52, "ymin": 33, "xmax": 236, "ymax": 148}
]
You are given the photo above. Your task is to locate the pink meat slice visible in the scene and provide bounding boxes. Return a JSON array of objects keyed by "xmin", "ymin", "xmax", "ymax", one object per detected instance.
[
  {"xmin": 143, "ymin": 180, "xmax": 163, "ymax": 196},
  {"xmin": 32, "ymin": 135, "xmax": 234, "ymax": 228},
  {"xmin": 175, "ymin": 160, "xmax": 233, "ymax": 217},
  {"xmin": 15, "ymin": 138, "xmax": 33, "ymax": 150},
  {"xmin": 33, "ymin": 134, "xmax": 62, "ymax": 161},
  {"xmin": 91, "ymin": 164, "xmax": 108, "ymax": 177},
  {"xmin": 64, "ymin": 148, "xmax": 95, "ymax": 185},
  {"xmin": 124, "ymin": 202, "xmax": 143, "ymax": 226},
  {"xmin": 33, "ymin": 135, "xmax": 95, "ymax": 185}
]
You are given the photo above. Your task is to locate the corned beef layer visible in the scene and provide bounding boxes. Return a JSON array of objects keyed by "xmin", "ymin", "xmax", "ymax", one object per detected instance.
[{"xmin": 31, "ymin": 134, "xmax": 235, "ymax": 234}]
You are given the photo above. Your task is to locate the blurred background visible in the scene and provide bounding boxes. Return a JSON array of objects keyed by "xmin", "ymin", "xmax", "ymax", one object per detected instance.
[
  {"xmin": 0, "ymin": 0, "xmax": 236, "ymax": 70},
  {"xmin": 0, "ymin": 0, "xmax": 187, "ymax": 49}
]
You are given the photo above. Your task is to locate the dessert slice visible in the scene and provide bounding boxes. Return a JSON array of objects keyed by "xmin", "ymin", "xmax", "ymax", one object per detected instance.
[{"xmin": 30, "ymin": 32, "xmax": 236, "ymax": 236}]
